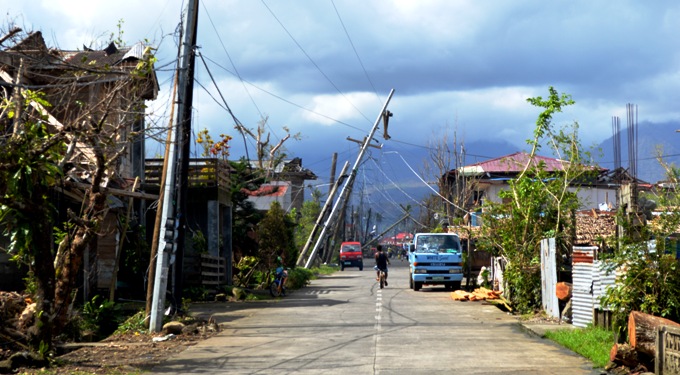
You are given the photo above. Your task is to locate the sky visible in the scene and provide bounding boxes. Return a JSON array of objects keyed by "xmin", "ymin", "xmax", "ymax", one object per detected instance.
[{"xmin": 3, "ymin": 0, "xmax": 680, "ymax": 224}]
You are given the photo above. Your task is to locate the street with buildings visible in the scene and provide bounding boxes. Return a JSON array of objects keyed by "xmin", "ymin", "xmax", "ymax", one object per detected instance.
[{"xmin": 151, "ymin": 261, "xmax": 600, "ymax": 375}]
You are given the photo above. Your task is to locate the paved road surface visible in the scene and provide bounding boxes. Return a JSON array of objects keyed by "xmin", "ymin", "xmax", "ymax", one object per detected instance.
[{"xmin": 151, "ymin": 260, "xmax": 600, "ymax": 374}]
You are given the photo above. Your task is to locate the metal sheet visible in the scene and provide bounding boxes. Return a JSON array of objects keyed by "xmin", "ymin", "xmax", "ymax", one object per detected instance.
[
  {"xmin": 572, "ymin": 260, "xmax": 594, "ymax": 328},
  {"xmin": 541, "ymin": 238, "xmax": 559, "ymax": 319},
  {"xmin": 592, "ymin": 260, "xmax": 617, "ymax": 310}
]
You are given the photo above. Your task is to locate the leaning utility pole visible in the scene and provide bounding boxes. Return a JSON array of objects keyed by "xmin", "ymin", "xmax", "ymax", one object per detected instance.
[
  {"xmin": 304, "ymin": 89, "xmax": 394, "ymax": 268},
  {"xmin": 361, "ymin": 213, "xmax": 410, "ymax": 252},
  {"xmin": 149, "ymin": 0, "xmax": 199, "ymax": 332},
  {"xmin": 296, "ymin": 161, "xmax": 349, "ymax": 266}
]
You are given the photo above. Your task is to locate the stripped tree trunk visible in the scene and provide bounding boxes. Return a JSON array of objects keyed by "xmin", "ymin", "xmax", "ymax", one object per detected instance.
[{"xmin": 628, "ymin": 310, "xmax": 680, "ymax": 357}]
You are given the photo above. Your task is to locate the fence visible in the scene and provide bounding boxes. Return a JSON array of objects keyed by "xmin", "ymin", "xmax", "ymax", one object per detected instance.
[
  {"xmin": 200, "ymin": 254, "xmax": 227, "ymax": 291},
  {"xmin": 540, "ymin": 238, "xmax": 559, "ymax": 319},
  {"xmin": 571, "ymin": 246, "xmax": 618, "ymax": 328}
]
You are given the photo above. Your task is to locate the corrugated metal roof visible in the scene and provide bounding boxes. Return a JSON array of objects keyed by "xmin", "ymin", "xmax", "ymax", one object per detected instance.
[{"xmin": 463, "ymin": 152, "xmax": 571, "ymax": 174}]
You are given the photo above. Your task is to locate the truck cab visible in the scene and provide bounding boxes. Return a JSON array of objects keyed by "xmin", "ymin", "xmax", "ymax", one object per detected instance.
[
  {"xmin": 339, "ymin": 241, "xmax": 363, "ymax": 271},
  {"xmin": 408, "ymin": 233, "xmax": 463, "ymax": 291}
]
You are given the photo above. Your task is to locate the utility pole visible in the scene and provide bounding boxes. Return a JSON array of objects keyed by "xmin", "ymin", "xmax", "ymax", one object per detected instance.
[
  {"xmin": 329, "ymin": 153, "xmax": 337, "ymax": 192},
  {"xmin": 149, "ymin": 0, "xmax": 199, "ymax": 332},
  {"xmin": 144, "ymin": 73, "xmax": 178, "ymax": 325},
  {"xmin": 172, "ymin": 0, "xmax": 199, "ymax": 311},
  {"xmin": 296, "ymin": 161, "xmax": 349, "ymax": 266},
  {"xmin": 305, "ymin": 89, "xmax": 394, "ymax": 268}
]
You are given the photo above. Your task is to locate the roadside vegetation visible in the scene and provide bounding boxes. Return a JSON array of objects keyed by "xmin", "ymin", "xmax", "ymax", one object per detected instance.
[
  {"xmin": 544, "ymin": 325, "xmax": 614, "ymax": 368},
  {"xmin": 477, "ymin": 87, "xmax": 597, "ymax": 314}
]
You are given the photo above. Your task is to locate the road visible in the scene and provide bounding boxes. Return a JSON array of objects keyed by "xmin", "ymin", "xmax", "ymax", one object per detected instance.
[{"xmin": 151, "ymin": 259, "xmax": 600, "ymax": 374}]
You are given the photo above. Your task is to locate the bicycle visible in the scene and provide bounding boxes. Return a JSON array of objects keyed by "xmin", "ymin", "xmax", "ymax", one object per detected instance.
[
  {"xmin": 270, "ymin": 266, "xmax": 288, "ymax": 297},
  {"xmin": 374, "ymin": 265, "xmax": 387, "ymax": 289},
  {"xmin": 379, "ymin": 269, "xmax": 387, "ymax": 289}
]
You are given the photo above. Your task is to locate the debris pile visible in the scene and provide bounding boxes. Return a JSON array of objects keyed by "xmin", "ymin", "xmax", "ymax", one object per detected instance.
[
  {"xmin": 607, "ymin": 310, "xmax": 680, "ymax": 374},
  {"xmin": 450, "ymin": 287, "xmax": 502, "ymax": 301},
  {"xmin": 0, "ymin": 291, "xmax": 32, "ymax": 350}
]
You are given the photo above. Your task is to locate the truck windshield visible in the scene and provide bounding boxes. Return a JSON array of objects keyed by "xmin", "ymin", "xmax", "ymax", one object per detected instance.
[{"xmin": 416, "ymin": 235, "xmax": 460, "ymax": 254}]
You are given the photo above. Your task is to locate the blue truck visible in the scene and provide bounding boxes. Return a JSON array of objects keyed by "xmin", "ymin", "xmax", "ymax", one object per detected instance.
[{"xmin": 408, "ymin": 232, "xmax": 464, "ymax": 291}]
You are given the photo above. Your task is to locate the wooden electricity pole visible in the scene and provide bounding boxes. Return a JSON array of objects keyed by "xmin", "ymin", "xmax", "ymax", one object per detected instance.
[{"xmin": 304, "ymin": 89, "xmax": 395, "ymax": 268}]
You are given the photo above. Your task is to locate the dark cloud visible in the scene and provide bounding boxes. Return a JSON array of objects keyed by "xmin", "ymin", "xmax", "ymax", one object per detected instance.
[{"xmin": 5, "ymin": 0, "xmax": 680, "ymax": 209}]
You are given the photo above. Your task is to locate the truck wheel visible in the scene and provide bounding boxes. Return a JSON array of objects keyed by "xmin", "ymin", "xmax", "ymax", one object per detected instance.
[
  {"xmin": 341, "ymin": 264, "xmax": 344, "ymax": 271},
  {"xmin": 359, "ymin": 263, "xmax": 363, "ymax": 271},
  {"xmin": 414, "ymin": 281, "xmax": 422, "ymax": 291},
  {"xmin": 409, "ymin": 275, "xmax": 413, "ymax": 289},
  {"xmin": 451, "ymin": 281, "xmax": 461, "ymax": 290}
]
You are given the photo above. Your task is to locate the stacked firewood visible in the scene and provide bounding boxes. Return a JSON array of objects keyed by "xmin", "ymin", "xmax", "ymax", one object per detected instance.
[{"xmin": 607, "ymin": 310, "xmax": 680, "ymax": 374}]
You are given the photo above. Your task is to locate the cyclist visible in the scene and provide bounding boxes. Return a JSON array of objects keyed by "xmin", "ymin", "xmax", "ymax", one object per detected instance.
[{"xmin": 374, "ymin": 245, "xmax": 390, "ymax": 286}]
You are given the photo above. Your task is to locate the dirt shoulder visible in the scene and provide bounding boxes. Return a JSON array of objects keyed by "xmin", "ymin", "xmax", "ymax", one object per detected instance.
[{"xmin": 12, "ymin": 330, "xmax": 216, "ymax": 375}]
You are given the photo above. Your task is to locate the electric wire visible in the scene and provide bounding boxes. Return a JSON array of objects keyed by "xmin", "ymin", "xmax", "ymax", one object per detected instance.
[
  {"xmin": 200, "ymin": 54, "xmax": 366, "ymax": 133},
  {"xmin": 365, "ymin": 157, "xmax": 429, "ymax": 228},
  {"xmin": 367, "ymin": 157, "xmax": 430, "ymax": 211},
  {"xmin": 195, "ymin": 51, "xmax": 252, "ymax": 162},
  {"xmin": 260, "ymin": 0, "xmax": 372, "ymax": 124},
  {"xmin": 383, "ymin": 151, "xmax": 470, "ymax": 214},
  {"xmin": 330, "ymin": 0, "xmax": 381, "ymax": 104},
  {"xmin": 199, "ymin": 1, "xmax": 275, "ymax": 139}
]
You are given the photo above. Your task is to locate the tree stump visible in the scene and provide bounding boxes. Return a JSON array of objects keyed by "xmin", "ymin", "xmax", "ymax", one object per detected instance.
[{"xmin": 609, "ymin": 343, "xmax": 638, "ymax": 368}]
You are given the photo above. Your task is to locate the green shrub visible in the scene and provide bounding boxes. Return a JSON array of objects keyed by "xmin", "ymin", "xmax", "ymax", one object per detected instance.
[
  {"xmin": 114, "ymin": 310, "xmax": 147, "ymax": 335},
  {"xmin": 81, "ymin": 295, "xmax": 123, "ymax": 340},
  {"xmin": 286, "ymin": 267, "xmax": 315, "ymax": 289},
  {"xmin": 183, "ymin": 286, "xmax": 211, "ymax": 302}
]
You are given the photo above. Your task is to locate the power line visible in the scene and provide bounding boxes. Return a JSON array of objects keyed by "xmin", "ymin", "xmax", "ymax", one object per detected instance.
[
  {"xmin": 199, "ymin": 54, "xmax": 366, "ymax": 133},
  {"xmin": 330, "ymin": 0, "xmax": 381, "ymax": 104},
  {"xmin": 383, "ymin": 151, "xmax": 470, "ymax": 214},
  {"xmin": 200, "ymin": 1, "xmax": 275, "ymax": 139},
  {"xmin": 195, "ymin": 51, "xmax": 252, "ymax": 163},
  {"xmin": 260, "ymin": 0, "xmax": 372, "ymax": 124}
]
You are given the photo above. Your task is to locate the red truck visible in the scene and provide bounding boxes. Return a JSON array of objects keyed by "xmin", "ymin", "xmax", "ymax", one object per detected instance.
[{"xmin": 339, "ymin": 241, "xmax": 363, "ymax": 271}]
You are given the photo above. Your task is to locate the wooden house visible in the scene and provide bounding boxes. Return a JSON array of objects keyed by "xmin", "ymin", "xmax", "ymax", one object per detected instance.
[
  {"xmin": 144, "ymin": 158, "xmax": 233, "ymax": 293},
  {"xmin": 0, "ymin": 31, "xmax": 158, "ymax": 298}
]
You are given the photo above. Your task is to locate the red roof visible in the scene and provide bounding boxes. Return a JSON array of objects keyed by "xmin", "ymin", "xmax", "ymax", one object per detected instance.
[{"xmin": 466, "ymin": 152, "xmax": 570, "ymax": 173}]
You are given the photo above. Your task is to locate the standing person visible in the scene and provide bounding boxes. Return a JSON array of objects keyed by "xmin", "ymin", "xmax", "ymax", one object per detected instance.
[{"xmin": 374, "ymin": 245, "xmax": 390, "ymax": 286}]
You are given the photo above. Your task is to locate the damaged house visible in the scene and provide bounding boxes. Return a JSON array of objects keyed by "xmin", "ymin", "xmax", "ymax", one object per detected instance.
[{"xmin": 0, "ymin": 30, "xmax": 158, "ymax": 299}]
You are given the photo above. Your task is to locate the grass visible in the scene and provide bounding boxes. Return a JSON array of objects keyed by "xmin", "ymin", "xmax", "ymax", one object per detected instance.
[
  {"xmin": 544, "ymin": 324, "xmax": 614, "ymax": 368},
  {"xmin": 311, "ymin": 264, "xmax": 339, "ymax": 276}
]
